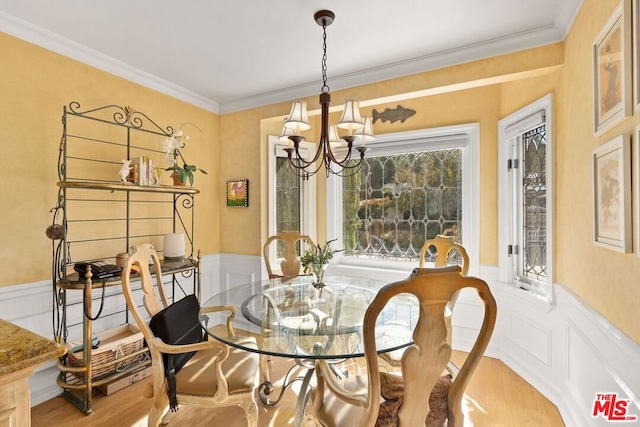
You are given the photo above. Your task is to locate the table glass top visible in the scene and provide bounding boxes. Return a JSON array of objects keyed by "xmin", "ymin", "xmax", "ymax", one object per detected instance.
[{"xmin": 202, "ymin": 275, "xmax": 417, "ymax": 359}]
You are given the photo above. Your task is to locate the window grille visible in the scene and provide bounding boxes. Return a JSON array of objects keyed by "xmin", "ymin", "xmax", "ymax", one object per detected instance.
[{"xmin": 342, "ymin": 149, "xmax": 463, "ymax": 261}]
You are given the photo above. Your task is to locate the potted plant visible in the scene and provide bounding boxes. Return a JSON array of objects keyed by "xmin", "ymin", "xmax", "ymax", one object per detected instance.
[
  {"xmin": 300, "ymin": 239, "xmax": 343, "ymax": 289},
  {"xmin": 161, "ymin": 124, "xmax": 207, "ymax": 186}
]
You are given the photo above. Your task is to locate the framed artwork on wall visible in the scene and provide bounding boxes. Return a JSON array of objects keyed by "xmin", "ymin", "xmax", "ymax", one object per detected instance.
[
  {"xmin": 592, "ymin": 134, "xmax": 631, "ymax": 252},
  {"xmin": 226, "ymin": 179, "xmax": 249, "ymax": 207},
  {"xmin": 636, "ymin": 126, "xmax": 640, "ymax": 256},
  {"xmin": 593, "ymin": 0, "xmax": 632, "ymax": 134},
  {"xmin": 634, "ymin": 0, "xmax": 640, "ymax": 110}
]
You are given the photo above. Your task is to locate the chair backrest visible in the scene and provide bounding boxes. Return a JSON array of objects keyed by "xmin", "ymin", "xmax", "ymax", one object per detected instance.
[
  {"xmin": 120, "ymin": 243, "xmax": 169, "ymax": 330},
  {"xmin": 368, "ymin": 267, "xmax": 495, "ymax": 425},
  {"xmin": 349, "ymin": 266, "xmax": 496, "ymax": 426},
  {"xmin": 418, "ymin": 234, "xmax": 469, "ymax": 275},
  {"xmin": 263, "ymin": 231, "xmax": 316, "ymax": 279}
]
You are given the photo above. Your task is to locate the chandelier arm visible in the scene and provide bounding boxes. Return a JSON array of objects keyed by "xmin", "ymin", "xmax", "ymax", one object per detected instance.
[
  {"xmin": 286, "ymin": 135, "xmax": 325, "ymax": 169},
  {"xmin": 284, "ymin": 149, "xmax": 326, "ymax": 179}
]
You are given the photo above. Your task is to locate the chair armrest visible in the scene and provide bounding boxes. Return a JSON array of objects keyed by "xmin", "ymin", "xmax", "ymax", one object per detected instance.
[
  {"xmin": 317, "ymin": 359, "xmax": 368, "ymax": 407},
  {"xmin": 201, "ymin": 305, "xmax": 237, "ymax": 337},
  {"xmin": 152, "ymin": 336, "xmax": 229, "ymax": 357}
]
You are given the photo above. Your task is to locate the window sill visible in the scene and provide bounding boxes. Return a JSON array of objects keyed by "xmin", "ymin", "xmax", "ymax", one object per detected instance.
[{"xmin": 495, "ymin": 280, "xmax": 555, "ymax": 313}]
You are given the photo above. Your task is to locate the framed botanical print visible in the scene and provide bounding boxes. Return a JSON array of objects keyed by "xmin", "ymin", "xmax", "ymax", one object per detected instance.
[
  {"xmin": 636, "ymin": 126, "xmax": 640, "ymax": 256},
  {"xmin": 593, "ymin": 1, "xmax": 632, "ymax": 134},
  {"xmin": 226, "ymin": 179, "xmax": 249, "ymax": 207},
  {"xmin": 592, "ymin": 135, "xmax": 631, "ymax": 252},
  {"xmin": 634, "ymin": 0, "xmax": 640, "ymax": 110}
]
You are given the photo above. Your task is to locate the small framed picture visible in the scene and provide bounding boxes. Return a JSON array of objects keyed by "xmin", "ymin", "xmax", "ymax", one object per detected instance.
[
  {"xmin": 593, "ymin": 1, "xmax": 632, "ymax": 134},
  {"xmin": 592, "ymin": 134, "xmax": 631, "ymax": 252},
  {"xmin": 226, "ymin": 179, "xmax": 249, "ymax": 207}
]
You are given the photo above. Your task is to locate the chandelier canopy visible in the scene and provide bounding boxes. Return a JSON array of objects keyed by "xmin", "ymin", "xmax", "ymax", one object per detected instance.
[{"xmin": 280, "ymin": 10, "xmax": 374, "ymax": 179}]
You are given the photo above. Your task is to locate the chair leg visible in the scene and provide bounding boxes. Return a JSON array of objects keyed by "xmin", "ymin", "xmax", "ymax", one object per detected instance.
[
  {"xmin": 242, "ymin": 397, "xmax": 259, "ymax": 427},
  {"xmin": 259, "ymin": 354, "xmax": 271, "ymax": 384},
  {"xmin": 148, "ymin": 394, "xmax": 169, "ymax": 427}
]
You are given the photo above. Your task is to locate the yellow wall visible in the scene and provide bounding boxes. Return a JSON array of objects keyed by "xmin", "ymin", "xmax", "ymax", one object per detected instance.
[
  {"xmin": 3, "ymin": 0, "xmax": 639, "ymax": 345},
  {"xmin": 219, "ymin": 44, "xmax": 564, "ymax": 262},
  {"xmin": 0, "ymin": 32, "xmax": 220, "ymax": 287},
  {"xmin": 556, "ymin": 0, "xmax": 640, "ymax": 342}
]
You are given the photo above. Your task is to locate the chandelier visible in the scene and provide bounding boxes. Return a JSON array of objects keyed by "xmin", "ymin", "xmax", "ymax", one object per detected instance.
[{"xmin": 280, "ymin": 10, "xmax": 375, "ymax": 179}]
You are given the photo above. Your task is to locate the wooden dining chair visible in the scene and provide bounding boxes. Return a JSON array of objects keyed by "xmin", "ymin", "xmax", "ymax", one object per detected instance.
[
  {"xmin": 310, "ymin": 266, "xmax": 497, "ymax": 427},
  {"xmin": 418, "ymin": 234, "xmax": 469, "ymax": 273},
  {"xmin": 260, "ymin": 231, "xmax": 317, "ymax": 395},
  {"xmin": 418, "ymin": 235, "xmax": 470, "ymax": 370},
  {"xmin": 120, "ymin": 244, "xmax": 259, "ymax": 427},
  {"xmin": 263, "ymin": 230, "xmax": 316, "ymax": 279}
]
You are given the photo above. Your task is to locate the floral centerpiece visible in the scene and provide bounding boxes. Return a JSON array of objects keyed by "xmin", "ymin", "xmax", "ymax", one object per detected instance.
[
  {"xmin": 300, "ymin": 239, "xmax": 343, "ymax": 289},
  {"xmin": 161, "ymin": 123, "xmax": 207, "ymax": 186}
]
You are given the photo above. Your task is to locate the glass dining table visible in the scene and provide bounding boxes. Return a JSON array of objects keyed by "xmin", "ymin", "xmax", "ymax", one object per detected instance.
[{"xmin": 201, "ymin": 274, "xmax": 418, "ymax": 426}]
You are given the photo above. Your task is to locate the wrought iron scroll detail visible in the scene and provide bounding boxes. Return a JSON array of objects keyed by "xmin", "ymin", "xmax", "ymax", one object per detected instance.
[{"xmin": 67, "ymin": 102, "xmax": 174, "ymax": 135}]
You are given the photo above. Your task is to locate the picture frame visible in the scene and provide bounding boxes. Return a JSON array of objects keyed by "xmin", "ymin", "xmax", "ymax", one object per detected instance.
[
  {"xmin": 634, "ymin": 0, "xmax": 640, "ymax": 110},
  {"xmin": 226, "ymin": 179, "xmax": 249, "ymax": 207},
  {"xmin": 592, "ymin": 134, "xmax": 631, "ymax": 252},
  {"xmin": 635, "ymin": 126, "xmax": 640, "ymax": 256},
  {"xmin": 593, "ymin": 1, "xmax": 632, "ymax": 134}
]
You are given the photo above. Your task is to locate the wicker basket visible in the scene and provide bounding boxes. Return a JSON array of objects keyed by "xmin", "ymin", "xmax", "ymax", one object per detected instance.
[{"xmin": 66, "ymin": 324, "xmax": 146, "ymax": 380}]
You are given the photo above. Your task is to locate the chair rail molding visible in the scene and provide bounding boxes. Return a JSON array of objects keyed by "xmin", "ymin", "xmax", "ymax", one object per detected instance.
[{"xmin": 2, "ymin": 254, "xmax": 639, "ymax": 427}]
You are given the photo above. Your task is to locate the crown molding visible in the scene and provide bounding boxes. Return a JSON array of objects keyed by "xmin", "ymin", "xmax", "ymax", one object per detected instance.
[
  {"xmin": 219, "ymin": 24, "xmax": 565, "ymax": 114},
  {"xmin": 0, "ymin": 12, "xmax": 220, "ymax": 114},
  {"xmin": 2, "ymin": 0, "xmax": 582, "ymax": 115},
  {"xmin": 553, "ymin": 0, "xmax": 583, "ymax": 38}
]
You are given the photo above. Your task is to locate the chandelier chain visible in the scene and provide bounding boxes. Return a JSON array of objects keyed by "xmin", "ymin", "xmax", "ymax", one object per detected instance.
[{"xmin": 321, "ymin": 22, "xmax": 329, "ymax": 94}]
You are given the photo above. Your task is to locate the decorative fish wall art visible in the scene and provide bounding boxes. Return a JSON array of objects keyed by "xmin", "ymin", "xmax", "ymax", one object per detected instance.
[{"xmin": 372, "ymin": 105, "xmax": 416, "ymax": 124}]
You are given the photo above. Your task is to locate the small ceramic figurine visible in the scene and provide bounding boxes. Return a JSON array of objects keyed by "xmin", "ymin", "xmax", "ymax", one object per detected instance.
[
  {"xmin": 150, "ymin": 163, "xmax": 160, "ymax": 186},
  {"xmin": 119, "ymin": 159, "xmax": 132, "ymax": 183}
]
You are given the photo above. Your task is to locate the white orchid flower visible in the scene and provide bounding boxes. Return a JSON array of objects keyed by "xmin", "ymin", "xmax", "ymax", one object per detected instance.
[
  {"xmin": 164, "ymin": 155, "xmax": 177, "ymax": 168},
  {"xmin": 161, "ymin": 137, "xmax": 174, "ymax": 155}
]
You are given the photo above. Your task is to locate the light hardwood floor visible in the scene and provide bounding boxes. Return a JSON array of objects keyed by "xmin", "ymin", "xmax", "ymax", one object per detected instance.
[{"xmin": 32, "ymin": 352, "xmax": 564, "ymax": 426}]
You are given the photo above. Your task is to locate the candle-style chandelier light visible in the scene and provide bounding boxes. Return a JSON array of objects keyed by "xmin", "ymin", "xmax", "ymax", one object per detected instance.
[{"xmin": 280, "ymin": 10, "xmax": 375, "ymax": 179}]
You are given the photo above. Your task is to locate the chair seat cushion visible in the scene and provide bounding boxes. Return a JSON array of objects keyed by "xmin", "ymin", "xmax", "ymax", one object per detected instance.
[
  {"xmin": 175, "ymin": 341, "xmax": 259, "ymax": 397},
  {"xmin": 315, "ymin": 372, "xmax": 451, "ymax": 427},
  {"xmin": 377, "ymin": 372, "xmax": 452, "ymax": 427}
]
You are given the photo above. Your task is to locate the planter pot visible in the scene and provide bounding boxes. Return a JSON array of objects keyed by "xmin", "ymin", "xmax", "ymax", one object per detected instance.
[{"xmin": 171, "ymin": 173, "xmax": 186, "ymax": 186}]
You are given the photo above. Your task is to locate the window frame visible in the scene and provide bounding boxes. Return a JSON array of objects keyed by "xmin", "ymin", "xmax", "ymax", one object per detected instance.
[
  {"xmin": 326, "ymin": 124, "xmax": 480, "ymax": 277},
  {"xmin": 497, "ymin": 94, "xmax": 554, "ymax": 302},
  {"xmin": 267, "ymin": 135, "xmax": 316, "ymax": 262}
]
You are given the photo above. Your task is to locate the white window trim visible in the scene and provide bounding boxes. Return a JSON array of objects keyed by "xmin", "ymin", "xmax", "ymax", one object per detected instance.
[
  {"xmin": 267, "ymin": 135, "xmax": 317, "ymax": 260},
  {"xmin": 498, "ymin": 93, "xmax": 554, "ymax": 303},
  {"xmin": 326, "ymin": 124, "xmax": 480, "ymax": 278}
]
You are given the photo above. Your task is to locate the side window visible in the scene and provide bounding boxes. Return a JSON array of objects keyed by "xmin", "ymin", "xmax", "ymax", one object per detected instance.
[
  {"xmin": 268, "ymin": 136, "xmax": 316, "ymax": 258},
  {"xmin": 498, "ymin": 94, "xmax": 553, "ymax": 300}
]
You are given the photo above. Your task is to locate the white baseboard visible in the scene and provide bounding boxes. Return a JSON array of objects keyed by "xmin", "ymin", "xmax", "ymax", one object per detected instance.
[{"xmin": 3, "ymin": 254, "xmax": 639, "ymax": 427}]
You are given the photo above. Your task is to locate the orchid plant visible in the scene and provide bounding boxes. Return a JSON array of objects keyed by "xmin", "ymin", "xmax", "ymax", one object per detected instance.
[{"xmin": 161, "ymin": 124, "xmax": 207, "ymax": 185}]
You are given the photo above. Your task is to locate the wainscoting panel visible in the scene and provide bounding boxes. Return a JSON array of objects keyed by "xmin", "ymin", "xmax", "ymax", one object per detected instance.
[
  {"xmin": 0, "ymin": 254, "xmax": 221, "ymax": 406},
  {"xmin": 508, "ymin": 313, "xmax": 552, "ymax": 365},
  {"xmin": 2, "ymin": 254, "xmax": 639, "ymax": 426}
]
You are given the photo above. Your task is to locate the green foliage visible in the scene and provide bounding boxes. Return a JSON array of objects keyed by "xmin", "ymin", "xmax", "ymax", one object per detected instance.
[
  {"xmin": 300, "ymin": 239, "xmax": 343, "ymax": 273},
  {"xmin": 166, "ymin": 163, "xmax": 208, "ymax": 186}
]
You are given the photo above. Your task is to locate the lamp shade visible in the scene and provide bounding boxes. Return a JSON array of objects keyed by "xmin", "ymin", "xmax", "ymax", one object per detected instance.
[
  {"xmin": 357, "ymin": 116, "xmax": 376, "ymax": 145},
  {"xmin": 338, "ymin": 100, "xmax": 364, "ymax": 130},
  {"xmin": 284, "ymin": 101, "xmax": 311, "ymax": 132},
  {"xmin": 328, "ymin": 125, "xmax": 344, "ymax": 148},
  {"xmin": 278, "ymin": 124, "xmax": 297, "ymax": 143},
  {"xmin": 163, "ymin": 233, "xmax": 186, "ymax": 259}
]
